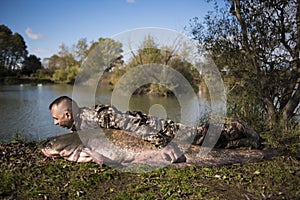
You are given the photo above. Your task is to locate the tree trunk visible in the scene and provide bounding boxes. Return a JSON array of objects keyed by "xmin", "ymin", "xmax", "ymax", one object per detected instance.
[{"xmin": 232, "ymin": 0, "xmax": 300, "ymax": 127}]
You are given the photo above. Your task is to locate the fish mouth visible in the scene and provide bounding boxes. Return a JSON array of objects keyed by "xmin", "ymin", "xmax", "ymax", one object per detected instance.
[
  {"xmin": 40, "ymin": 139, "xmax": 60, "ymax": 158},
  {"xmin": 40, "ymin": 146, "xmax": 60, "ymax": 158}
]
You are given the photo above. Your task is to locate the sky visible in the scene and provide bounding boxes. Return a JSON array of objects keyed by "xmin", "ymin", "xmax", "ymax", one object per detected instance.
[{"xmin": 0, "ymin": 0, "xmax": 225, "ymax": 60}]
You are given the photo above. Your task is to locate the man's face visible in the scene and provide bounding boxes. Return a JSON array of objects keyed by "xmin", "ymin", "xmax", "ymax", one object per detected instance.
[{"xmin": 50, "ymin": 104, "xmax": 74, "ymax": 129}]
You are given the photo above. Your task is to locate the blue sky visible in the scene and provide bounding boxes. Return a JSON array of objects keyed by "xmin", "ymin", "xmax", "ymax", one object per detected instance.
[{"xmin": 0, "ymin": 0, "xmax": 225, "ymax": 60}]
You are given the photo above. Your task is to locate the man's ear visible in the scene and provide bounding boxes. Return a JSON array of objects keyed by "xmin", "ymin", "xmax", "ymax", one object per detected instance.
[{"xmin": 65, "ymin": 111, "xmax": 73, "ymax": 119}]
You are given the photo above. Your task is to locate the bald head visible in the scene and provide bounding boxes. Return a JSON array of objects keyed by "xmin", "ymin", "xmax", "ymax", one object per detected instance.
[
  {"xmin": 49, "ymin": 96, "xmax": 79, "ymax": 130},
  {"xmin": 49, "ymin": 96, "xmax": 79, "ymax": 111}
]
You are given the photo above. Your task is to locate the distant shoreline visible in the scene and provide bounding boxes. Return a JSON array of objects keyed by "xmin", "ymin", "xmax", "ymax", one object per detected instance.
[{"xmin": 0, "ymin": 76, "xmax": 54, "ymax": 85}]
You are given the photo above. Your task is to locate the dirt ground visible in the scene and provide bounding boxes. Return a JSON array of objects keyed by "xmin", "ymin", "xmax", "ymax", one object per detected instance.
[{"xmin": 1, "ymin": 141, "xmax": 299, "ymax": 199}]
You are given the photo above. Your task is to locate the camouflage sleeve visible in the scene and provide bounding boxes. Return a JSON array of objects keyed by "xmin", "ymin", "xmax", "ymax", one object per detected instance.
[
  {"xmin": 228, "ymin": 120, "xmax": 262, "ymax": 149},
  {"xmin": 95, "ymin": 105, "xmax": 202, "ymax": 148},
  {"xmin": 76, "ymin": 107, "xmax": 104, "ymax": 130},
  {"xmin": 216, "ymin": 120, "xmax": 262, "ymax": 149},
  {"xmin": 81, "ymin": 105, "xmax": 261, "ymax": 149}
]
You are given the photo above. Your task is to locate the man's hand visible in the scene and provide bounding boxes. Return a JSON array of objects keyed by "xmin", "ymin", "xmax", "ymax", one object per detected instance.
[{"xmin": 161, "ymin": 142, "xmax": 186, "ymax": 163}]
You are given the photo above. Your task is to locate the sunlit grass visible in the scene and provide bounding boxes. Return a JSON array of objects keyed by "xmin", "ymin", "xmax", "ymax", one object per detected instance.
[{"xmin": 0, "ymin": 127, "xmax": 299, "ymax": 199}]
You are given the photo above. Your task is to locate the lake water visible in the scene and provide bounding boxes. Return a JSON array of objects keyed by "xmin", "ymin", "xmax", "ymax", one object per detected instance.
[{"xmin": 0, "ymin": 84, "xmax": 210, "ymax": 141}]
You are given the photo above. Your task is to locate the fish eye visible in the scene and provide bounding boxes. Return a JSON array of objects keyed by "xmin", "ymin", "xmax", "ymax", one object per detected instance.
[{"xmin": 45, "ymin": 141, "xmax": 53, "ymax": 148}]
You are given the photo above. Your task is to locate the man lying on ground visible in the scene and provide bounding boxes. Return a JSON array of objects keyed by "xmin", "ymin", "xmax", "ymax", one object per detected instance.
[{"xmin": 48, "ymin": 96, "xmax": 262, "ymax": 163}]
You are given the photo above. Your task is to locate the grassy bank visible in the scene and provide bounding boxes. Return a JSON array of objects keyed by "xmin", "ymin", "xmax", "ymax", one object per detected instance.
[{"xmin": 0, "ymin": 129, "xmax": 299, "ymax": 200}]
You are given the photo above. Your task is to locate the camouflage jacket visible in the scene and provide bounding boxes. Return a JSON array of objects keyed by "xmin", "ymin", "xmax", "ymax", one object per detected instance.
[{"xmin": 73, "ymin": 104, "xmax": 262, "ymax": 149}]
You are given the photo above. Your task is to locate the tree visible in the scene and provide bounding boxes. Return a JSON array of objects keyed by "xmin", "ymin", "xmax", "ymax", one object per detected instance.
[
  {"xmin": 21, "ymin": 54, "xmax": 42, "ymax": 76},
  {"xmin": 128, "ymin": 35, "xmax": 162, "ymax": 67},
  {"xmin": 58, "ymin": 43, "xmax": 77, "ymax": 69},
  {"xmin": 44, "ymin": 54, "xmax": 62, "ymax": 69},
  {"xmin": 73, "ymin": 38, "xmax": 89, "ymax": 63},
  {"xmin": 76, "ymin": 38, "xmax": 124, "ymax": 84},
  {"xmin": 49, "ymin": 44, "xmax": 79, "ymax": 83},
  {"xmin": 0, "ymin": 25, "xmax": 12, "ymax": 74},
  {"xmin": 125, "ymin": 35, "xmax": 201, "ymax": 96},
  {"xmin": 89, "ymin": 38, "xmax": 123, "ymax": 72},
  {"xmin": 188, "ymin": 0, "xmax": 300, "ymax": 126},
  {"xmin": 0, "ymin": 25, "xmax": 28, "ymax": 75},
  {"xmin": 10, "ymin": 33, "xmax": 28, "ymax": 71},
  {"xmin": 52, "ymin": 64, "xmax": 79, "ymax": 83}
]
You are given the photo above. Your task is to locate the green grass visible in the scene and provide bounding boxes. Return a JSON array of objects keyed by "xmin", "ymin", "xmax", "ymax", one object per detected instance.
[{"xmin": 1, "ymin": 128, "xmax": 299, "ymax": 200}]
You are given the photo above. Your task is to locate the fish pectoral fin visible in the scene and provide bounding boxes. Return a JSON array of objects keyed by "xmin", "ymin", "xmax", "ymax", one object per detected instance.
[
  {"xmin": 83, "ymin": 148, "xmax": 124, "ymax": 168},
  {"xmin": 82, "ymin": 148, "xmax": 104, "ymax": 166},
  {"xmin": 61, "ymin": 148, "xmax": 81, "ymax": 162},
  {"xmin": 77, "ymin": 150, "xmax": 95, "ymax": 163}
]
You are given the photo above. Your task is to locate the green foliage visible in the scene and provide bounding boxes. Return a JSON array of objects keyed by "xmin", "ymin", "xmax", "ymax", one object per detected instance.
[
  {"xmin": 1, "ymin": 141, "xmax": 298, "ymax": 199},
  {"xmin": 44, "ymin": 54, "xmax": 63, "ymax": 69},
  {"xmin": 52, "ymin": 64, "xmax": 79, "ymax": 83},
  {"xmin": 73, "ymin": 38, "xmax": 89, "ymax": 63},
  {"xmin": 127, "ymin": 35, "xmax": 162, "ymax": 67},
  {"xmin": 10, "ymin": 132, "xmax": 29, "ymax": 143},
  {"xmin": 187, "ymin": 0, "xmax": 300, "ymax": 127},
  {"xmin": 75, "ymin": 37, "xmax": 123, "ymax": 84},
  {"xmin": 104, "ymin": 67, "xmax": 126, "ymax": 86},
  {"xmin": 123, "ymin": 35, "xmax": 201, "ymax": 96},
  {"xmin": 21, "ymin": 54, "xmax": 42, "ymax": 76},
  {"xmin": 170, "ymin": 57, "xmax": 202, "ymax": 95},
  {"xmin": 33, "ymin": 68, "xmax": 55, "ymax": 79},
  {"xmin": 261, "ymin": 122, "xmax": 300, "ymax": 157},
  {"xmin": 1, "ymin": 171, "xmax": 19, "ymax": 196},
  {"xmin": 89, "ymin": 37, "xmax": 123, "ymax": 72},
  {"xmin": 42, "ymin": 39, "xmax": 94, "ymax": 84},
  {"xmin": 0, "ymin": 24, "xmax": 28, "ymax": 76}
]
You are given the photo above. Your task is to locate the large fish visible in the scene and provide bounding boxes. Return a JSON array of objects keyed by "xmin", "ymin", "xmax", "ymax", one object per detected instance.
[
  {"xmin": 40, "ymin": 132, "xmax": 103, "ymax": 165},
  {"xmin": 40, "ymin": 129, "xmax": 278, "ymax": 168},
  {"xmin": 41, "ymin": 129, "xmax": 186, "ymax": 168}
]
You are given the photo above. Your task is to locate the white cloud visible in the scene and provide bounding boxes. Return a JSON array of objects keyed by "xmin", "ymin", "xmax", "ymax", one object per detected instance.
[
  {"xmin": 126, "ymin": 0, "xmax": 136, "ymax": 3},
  {"xmin": 25, "ymin": 27, "xmax": 43, "ymax": 40},
  {"xmin": 31, "ymin": 48, "xmax": 50, "ymax": 53}
]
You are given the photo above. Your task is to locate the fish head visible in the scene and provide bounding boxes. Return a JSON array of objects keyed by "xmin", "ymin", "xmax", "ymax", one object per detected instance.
[{"xmin": 40, "ymin": 132, "xmax": 83, "ymax": 159}]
